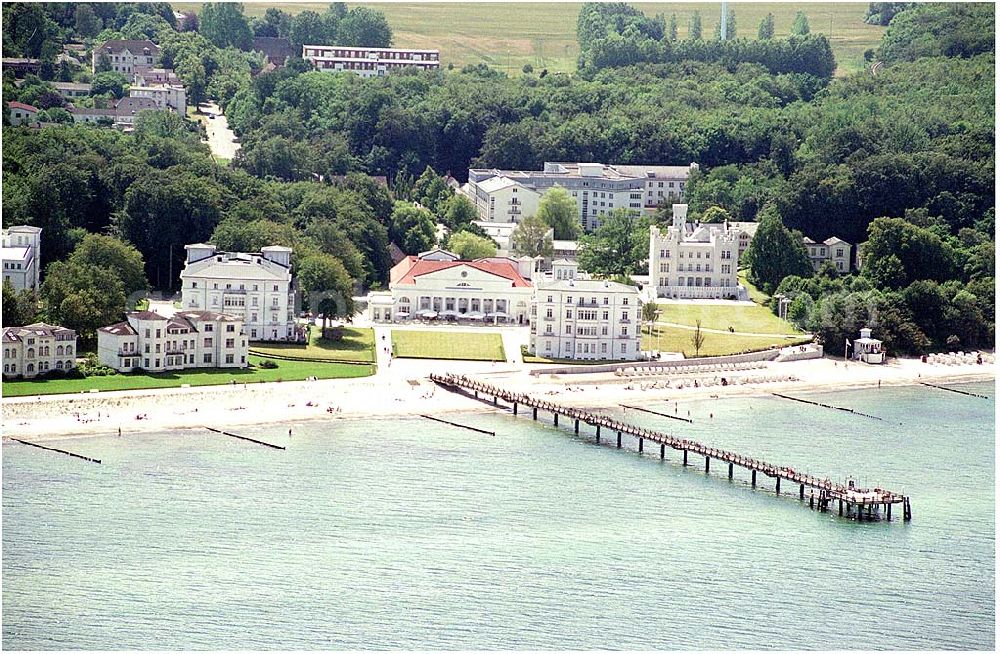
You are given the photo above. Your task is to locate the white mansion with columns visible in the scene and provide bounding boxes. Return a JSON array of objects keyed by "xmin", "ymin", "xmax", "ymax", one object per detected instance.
[
  {"xmin": 368, "ymin": 248, "xmax": 534, "ymax": 324},
  {"xmin": 648, "ymin": 204, "xmax": 747, "ymax": 300}
]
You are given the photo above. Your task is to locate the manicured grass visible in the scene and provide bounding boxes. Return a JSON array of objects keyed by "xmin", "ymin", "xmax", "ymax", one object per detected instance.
[
  {"xmin": 642, "ymin": 325, "xmax": 810, "ymax": 358},
  {"xmin": 250, "ymin": 327, "xmax": 375, "ymax": 363},
  {"xmin": 1, "ymin": 356, "xmax": 373, "ymax": 398},
  {"xmin": 172, "ymin": 2, "xmax": 884, "ymax": 75},
  {"xmin": 654, "ymin": 302, "xmax": 802, "ymax": 336},
  {"xmin": 392, "ymin": 330, "xmax": 505, "ymax": 361}
]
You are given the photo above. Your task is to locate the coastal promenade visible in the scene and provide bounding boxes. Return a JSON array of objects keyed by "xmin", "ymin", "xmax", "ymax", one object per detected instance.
[{"xmin": 431, "ymin": 372, "xmax": 913, "ymax": 522}]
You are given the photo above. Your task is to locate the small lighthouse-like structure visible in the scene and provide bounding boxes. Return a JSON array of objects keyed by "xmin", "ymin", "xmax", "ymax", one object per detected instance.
[{"xmin": 852, "ymin": 327, "xmax": 885, "ymax": 364}]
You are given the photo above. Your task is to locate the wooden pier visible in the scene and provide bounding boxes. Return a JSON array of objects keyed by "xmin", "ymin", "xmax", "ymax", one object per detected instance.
[{"xmin": 430, "ymin": 373, "xmax": 911, "ymax": 522}]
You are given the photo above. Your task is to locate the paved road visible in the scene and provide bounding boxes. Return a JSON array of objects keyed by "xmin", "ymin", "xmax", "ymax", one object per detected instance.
[{"xmin": 198, "ymin": 101, "xmax": 240, "ymax": 161}]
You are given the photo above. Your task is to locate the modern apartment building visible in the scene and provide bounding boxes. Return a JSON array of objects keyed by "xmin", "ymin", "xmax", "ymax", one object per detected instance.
[
  {"xmin": 529, "ymin": 261, "xmax": 643, "ymax": 361},
  {"xmin": 303, "ymin": 45, "xmax": 441, "ymax": 78},
  {"xmin": 2, "ymin": 323, "xmax": 77, "ymax": 378},
  {"xmin": 1, "ymin": 225, "xmax": 42, "ymax": 293},
  {"xmin": 464, "ymin": 162, "xmax": 697, "ymax": 231},
  {"xmin": 97, "ymin": 310, "xmax": 248, "ymax": 373},
  {"xmin": 179, "ymin": 243, "xmax": 302, "ymax": 342},
  {"xmin": 648, "ymin": 204, "xmax": 746, "ymax": 300},
  {"xmin": 92, "ymin": 39, "xmax": 160, "ymax": 75}
]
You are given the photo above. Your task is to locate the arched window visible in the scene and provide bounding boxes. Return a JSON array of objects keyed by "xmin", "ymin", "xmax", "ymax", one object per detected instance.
[
  {"xmin": 399, "ymin": 297, "xmax": 411, "ymax": 304},
  {"xmin": 26, "ymin": 348, "xmax": 34, "ymax": 358},
  {"xmin": 66, "ymin": 346, "xmax": 73, "ymax": 355},
  {"xmin": 66, "ymin": 360, "xmax": 74, "ymax": 370},
  {"xmin": 26, "ymin": 363, "xmax": 34, "ymax": 373},
  {"xmin": 57, "ymin": 345, "xmax": 64, "ymax": 356},
  {"xmin": 56, "ymin": 360, "xmax": 64, "ymax": 369}
]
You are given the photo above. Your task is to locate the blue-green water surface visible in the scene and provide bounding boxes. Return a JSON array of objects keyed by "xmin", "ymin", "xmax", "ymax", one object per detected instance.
[{"xmin": 3, "ymin": 382, "xmax": 994, "ymax": 649}]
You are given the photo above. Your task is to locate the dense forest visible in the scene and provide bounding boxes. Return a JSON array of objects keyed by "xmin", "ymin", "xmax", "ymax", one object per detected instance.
[{"xmin": 1, "ymin": 2, "xmax": 995, "ymax": 354}]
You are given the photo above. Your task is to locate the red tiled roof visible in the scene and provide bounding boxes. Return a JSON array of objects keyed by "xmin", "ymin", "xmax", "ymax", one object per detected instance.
[
  {"xmin": 8, "ymin": 101, "xmax": 38, "ymax": 112},
  {"xmin": 390, "ymin": 257, "xmax": 531, "ymax": 287}
]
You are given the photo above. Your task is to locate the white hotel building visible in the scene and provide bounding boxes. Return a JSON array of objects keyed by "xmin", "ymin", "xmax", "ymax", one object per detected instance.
[
  {"xmin": 648, "ymin": 204, "xmax": 746, "ymax": 300},
  {"xmin": 529, "ymin": 261, "xmax": 643, "ymax": 361},
  {"xmin": 303, "ymin": 45, "xmax": 440, "ymax": 77},
  {"xmin": 367, "ymin": 248, "xmax": 534, "ymax": 324},
  {"xmin": 179, "ymin": 244, "xmax": 302, "ymax": 342},
  {"xmin": 2, "ymin": 323, "xmax": 77, "ymax": 378},
  {"xmin": 128, "ymin": 84, "xmax": 186, "ymax": 117},
  {"xmin": 464, "ymin": 162, "xmax": 697, "ymax": 232},
  {"xmin": 98, "ymin": 310, "xmax": 247, "ymax": 373},
  {"xmin": 1, "ymin": 225, "xmax": 41, "ymax": 293}
]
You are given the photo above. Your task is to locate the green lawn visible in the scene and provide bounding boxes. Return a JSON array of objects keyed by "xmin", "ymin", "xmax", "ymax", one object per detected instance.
[
  {"xmin": 392, "ymin": 330, "xmax": 505, "ymax": 361},
  {"xmin": 655, "ymin": 302, "xmax": 801, "ymax": 336},
  {"xmin": 642, "ymin": 325, "xmax": 810, "ymax": 358},
  {"xmin": 1, "ymin": 356, "xmax": 373, "ymax": 398},
  {"xmin": 250, "ymin": 327, "xmax": 375, "ymax": 363},
  {"xmin": 172, "ymin": 2, "xmax": 884, "ymax": 75}
]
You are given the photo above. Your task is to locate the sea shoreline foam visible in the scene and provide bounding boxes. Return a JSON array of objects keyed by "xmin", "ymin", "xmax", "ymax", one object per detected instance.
[{"xmin": 2, "ymin": 356, "xmax": 993, "ymax": 444}]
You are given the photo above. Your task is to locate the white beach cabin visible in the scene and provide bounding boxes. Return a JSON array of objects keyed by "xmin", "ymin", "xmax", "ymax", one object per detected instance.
[{"xmin": 853, "ymin": 327, "xmax": 884, "ymax": 364}]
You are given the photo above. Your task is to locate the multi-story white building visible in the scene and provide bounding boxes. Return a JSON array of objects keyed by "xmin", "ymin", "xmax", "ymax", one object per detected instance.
[
  {"xmin": 464, "ymin": 162, "xmax": 697, "ymax": 231},
  {"xmin": 467, "ymin": 176, "xmax": 542, "ymax": 224},
  {"xmin": 804, "ymin": 236, "xmax": 853, "ymax": 273},
  {"xmin": 128, "ymin": 84, "xmax": 186, "ymax": 116},
  {"xmin": 180, "ymin": 244, "xmax": 301, "ymax": 342},
  {"xmin": 367, "ymin": 247, "xmax": 534, "ymax": 324},
  {"xmin": 2, "ymin": 323, "xmax": 77, "ymax": 378},
  {"xmin": 97, "ymin": 310, "xmax": 248, "ymax": 373},
  {"xmin": 648, "ymin": 204, "xmax": 746, "ymax": 300},
  {"xmin": 1, "ymin": 225, "xmax": 42, "ymax": 293},
  {"xmin": 303, "ymin": 45, "xmax": 441, "ymax": 77},
  {"xmin": 529, "ymin": 261, "xmax": 642, "ymax": 361},
  {"xmin": 92, "ymin": 39, "xmax": 159, "ymax": 75}
]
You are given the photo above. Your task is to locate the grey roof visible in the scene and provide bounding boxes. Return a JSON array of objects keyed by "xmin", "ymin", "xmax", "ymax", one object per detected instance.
[
  {"xmin": 98, "ymin": 321, "xmax": 137, "ymax": 336},
  {"xmin": 96, "ymin": 39, "xmax": 160, "ymax": 55},
  {"xmin": 114, "ymin": 96, "xmax": 158, "ymax": 115},
  {"xmin": 127, "ymin": 311, "xmax": 169, "ymax": 321},
  {"xmin": 3, "ymin": 322, "xmax": 76, "ymax": 340}
]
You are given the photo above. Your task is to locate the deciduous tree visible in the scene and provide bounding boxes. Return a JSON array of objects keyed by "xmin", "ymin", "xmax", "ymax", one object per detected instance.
[
  {"xmin": 511, "ymin": 215, "xmax": 554, "ymax": 259},
  {"xmin": 536, "ymin": 186, "xmax": 582, "ymax": 240}
]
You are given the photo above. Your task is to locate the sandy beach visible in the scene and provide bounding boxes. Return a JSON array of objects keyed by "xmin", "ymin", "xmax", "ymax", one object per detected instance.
[{"xmin": 2, "ymin": 355, "xmax": 993, "ymax": 443}]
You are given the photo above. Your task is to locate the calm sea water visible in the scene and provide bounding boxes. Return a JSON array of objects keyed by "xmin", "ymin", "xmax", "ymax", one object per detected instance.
[{"xmin": 3, "ymin": 382, "xmax": 994, "ymax": 650}]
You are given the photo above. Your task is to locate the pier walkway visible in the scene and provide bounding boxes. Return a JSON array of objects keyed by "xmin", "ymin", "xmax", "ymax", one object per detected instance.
[{"xmin": 430, "ymin": 373, "xmax": 912, "ymax": 522}]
